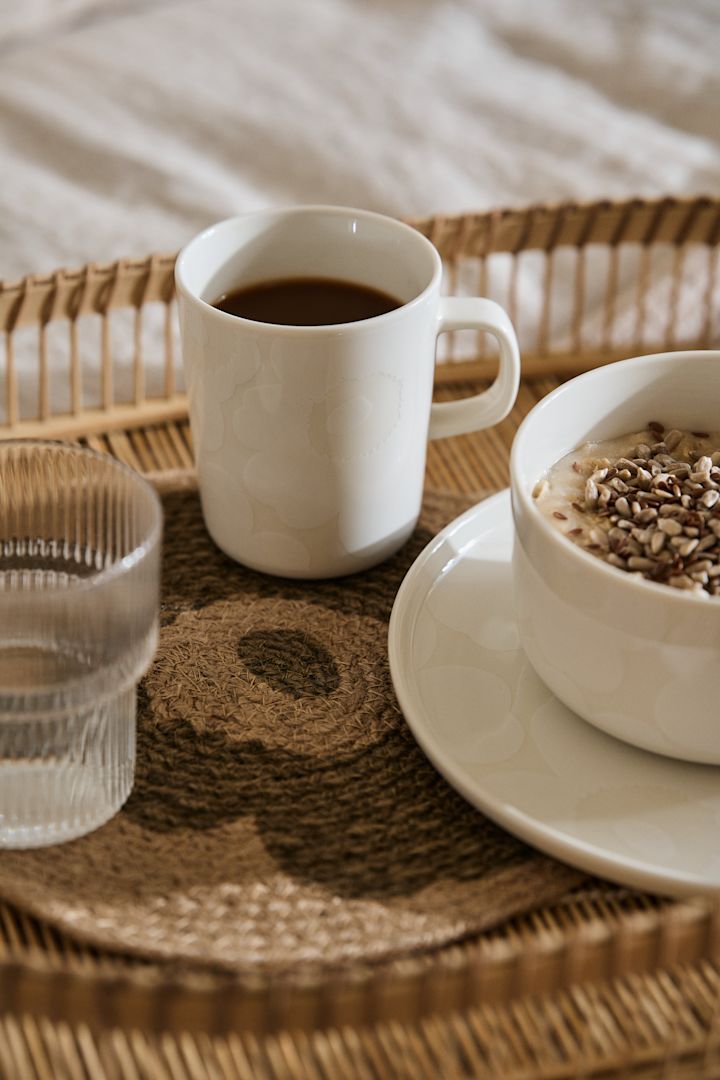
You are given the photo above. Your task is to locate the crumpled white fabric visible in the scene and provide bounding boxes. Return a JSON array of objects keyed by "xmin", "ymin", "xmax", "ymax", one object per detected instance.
[{"xmin": 0, "ymin": 0, "xmax": 718, "ymax": 417}]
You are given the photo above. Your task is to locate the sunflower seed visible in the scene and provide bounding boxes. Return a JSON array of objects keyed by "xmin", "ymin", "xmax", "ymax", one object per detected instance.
[
  {"xmin": 668, "ymin": 574, "xmax": 695, "ymax": 590},
  {"xmin": 650, "ymin": 531, "xmax": 666, "ymax": 554},
  {"xmin": 635, "ymin": 508, "xmax": 658, "ymax": 524},
  {"xmin": 688, "ymin": 559, "xmax": 713, "ymax": 574},
  {"xmin": 585, "ymin": 479, "xmax": 599, "ymax": 506},
  {"xmin": 589, "ymin": 527, "xmax": 609, "ymax": 549},
  {"xmin": 664, "ymin": 430, "xmax": 683, "ymax": 451},
  {"xmin": 627, "ymin": 556, "xmax": 655, "ymax": 571}
]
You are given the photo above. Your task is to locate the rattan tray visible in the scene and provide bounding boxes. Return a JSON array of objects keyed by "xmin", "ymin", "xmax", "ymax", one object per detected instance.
[{"xmin": 1, "ymin": 195, "xmax": 720, "ymax": 1080}]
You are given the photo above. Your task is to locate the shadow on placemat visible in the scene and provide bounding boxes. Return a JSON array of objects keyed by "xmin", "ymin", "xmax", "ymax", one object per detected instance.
[{"xmin": 0, "ymin": 485, "xmax": 581, "ymax": 973}]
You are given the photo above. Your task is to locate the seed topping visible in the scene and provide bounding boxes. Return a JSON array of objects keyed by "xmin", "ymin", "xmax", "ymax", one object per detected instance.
[{"xmin": 546, "ymin": 425, "xmax": 720, "ymax": 596}]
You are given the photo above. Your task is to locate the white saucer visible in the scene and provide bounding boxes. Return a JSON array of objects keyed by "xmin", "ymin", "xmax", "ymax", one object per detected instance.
[{"xmin": 389, "ymin": 490, "xmax": 720, "ymax": 897}]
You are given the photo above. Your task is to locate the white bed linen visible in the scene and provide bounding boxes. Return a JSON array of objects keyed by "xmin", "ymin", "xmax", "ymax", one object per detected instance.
[
  {"xmin": 2, "ymin": 0, "xmax": 718, "ymax": 278},
  {"xmin": 0, "ymin": 0, "xmax": 718, "ymax": 416}
]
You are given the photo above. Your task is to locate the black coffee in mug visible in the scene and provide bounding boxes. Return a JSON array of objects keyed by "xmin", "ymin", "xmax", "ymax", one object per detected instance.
[{"xmin": 212, "ymin": 276, "xmax": 402, "ymax": 326}]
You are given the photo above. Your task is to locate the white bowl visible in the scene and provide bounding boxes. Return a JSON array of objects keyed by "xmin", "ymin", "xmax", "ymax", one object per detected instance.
[{"xmin": 510, "ymin": 350, "xmax": 720, "ymax": 764}]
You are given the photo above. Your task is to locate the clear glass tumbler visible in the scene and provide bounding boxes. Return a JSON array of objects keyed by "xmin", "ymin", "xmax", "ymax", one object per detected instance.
[{"xmin": 0, "ymin": 441, "xmax": 161, "ymax": 847}]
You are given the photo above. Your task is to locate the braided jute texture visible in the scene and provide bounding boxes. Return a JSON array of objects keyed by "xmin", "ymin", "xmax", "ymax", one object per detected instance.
[{"xmin": 0, "ymin": 484, "xmax": 580, "ymax": 974}]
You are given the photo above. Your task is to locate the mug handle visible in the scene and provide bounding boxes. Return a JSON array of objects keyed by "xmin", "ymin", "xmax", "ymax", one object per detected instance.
[{"xmin": 428, "ymin": 298, "xmax": 521, "ymax": 440}]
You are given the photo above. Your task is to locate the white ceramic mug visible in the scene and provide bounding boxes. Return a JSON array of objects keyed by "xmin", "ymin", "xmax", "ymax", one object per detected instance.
[{"xmin": 176, "ymin": 206, "xmax": 520, "ymax": 578}]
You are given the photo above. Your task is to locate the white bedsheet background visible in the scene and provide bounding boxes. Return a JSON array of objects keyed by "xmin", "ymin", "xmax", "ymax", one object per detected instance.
[
  {"xmin": 2, "ymin": 0, "xmax": 719, "ymax": 277},
  {"xmin": 0, "ymin": 0, "xmax": 719, "ymax": 416}
]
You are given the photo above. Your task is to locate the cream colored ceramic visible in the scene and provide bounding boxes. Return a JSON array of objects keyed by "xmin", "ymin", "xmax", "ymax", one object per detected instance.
[
  {"xmin": 511, "ymin": 350, "xmax": 720, "ymax": 764},
  {"xmin": 388, "ymin": 490, "xmax": 720, "ymax": 896},
  {"xmin": 175, "ymin": 206, "xmax": 519, "ymax": 578}
]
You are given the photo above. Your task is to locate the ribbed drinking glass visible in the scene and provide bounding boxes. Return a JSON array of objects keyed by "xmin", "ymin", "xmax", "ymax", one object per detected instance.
[{"xmin": 0, "ymin": 441, "xmax": 161, "ymax": 847}]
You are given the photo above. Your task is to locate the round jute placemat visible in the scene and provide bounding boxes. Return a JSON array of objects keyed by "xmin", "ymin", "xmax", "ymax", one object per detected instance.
[{"xmin": 0, "ymin": 483, "xmax": 581, "ymax": 974}]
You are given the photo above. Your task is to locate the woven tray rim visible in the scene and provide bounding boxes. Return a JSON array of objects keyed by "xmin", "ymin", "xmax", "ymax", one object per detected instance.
[
  {"xmin": 1, "ymin": 892, "xmax": 717, "ymax": 1032},
  {"xmin": 2, "ymin": 191, "xmax": 719, "ymax": 298},
  {"xmin": 1, "ymin": 192, "xmax": 719, "ymax": 442}
]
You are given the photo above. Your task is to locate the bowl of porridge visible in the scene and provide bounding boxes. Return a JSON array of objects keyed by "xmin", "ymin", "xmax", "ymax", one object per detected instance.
[{"xmin": 510, "ymin": 350, "xmax": 720, "ymax": 764}]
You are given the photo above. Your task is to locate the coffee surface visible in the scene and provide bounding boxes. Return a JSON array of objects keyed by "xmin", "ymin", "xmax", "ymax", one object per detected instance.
[{"xmin": 212, "ymin": 277, "xmax": 401, "ymax": 326}]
